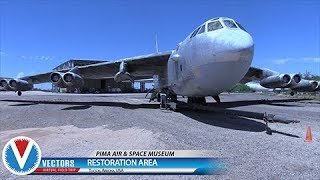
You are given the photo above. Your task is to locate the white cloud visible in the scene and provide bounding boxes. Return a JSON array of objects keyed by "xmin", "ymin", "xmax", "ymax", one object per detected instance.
[
  {"xmin": 0, "ymin": 51, "xmax": 8, "ymax": 56},
  {"xmin": 272, "ymin": 57, "xmax": 320, "ymax": 65},
  {"xmin": 20, "ymin": 55, "xmax": 55, "ymax": 61},
  {"xmin": 272, "ymin": 58, "xmax": 291, "ymax": 65},
  {"xmin": 16, "ymin": 72, "xmax": 24, "ymax": 78},
  {"xmin": 302, "ymin": 57, "xmax": 320, "ymax": 63}
]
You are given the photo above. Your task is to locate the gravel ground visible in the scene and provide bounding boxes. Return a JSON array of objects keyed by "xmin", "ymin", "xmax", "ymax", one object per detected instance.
[{"xmin": 0, "ymin": 91, "xmax": 319, "ymax": 180}]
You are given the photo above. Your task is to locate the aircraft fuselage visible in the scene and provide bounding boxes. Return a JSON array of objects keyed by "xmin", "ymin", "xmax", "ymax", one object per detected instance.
[{"xmin": 167, "ymin": 17, "xmax": 254, "ymax": 97}]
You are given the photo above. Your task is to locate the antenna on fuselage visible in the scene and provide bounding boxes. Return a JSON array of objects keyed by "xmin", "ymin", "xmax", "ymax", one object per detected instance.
[{"xmin": 155, "ymin": 33, "xmax": 159, "ymax": 53}]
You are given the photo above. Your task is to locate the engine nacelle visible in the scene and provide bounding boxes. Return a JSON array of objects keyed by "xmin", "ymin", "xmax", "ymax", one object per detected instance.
[
  {"xmin": 291, "ymin": 80, "xmax": 318, "ymax": 92},
  {"xmin": 63, "ymin": 72, "xmax": 84, "ymax": 88},
  {"xmin": 50, "ymin": 72, "xmax": 67, "ymax": 88},
  {"xmin": 260, "ymin": 74, "xmax": 291, "ymax": 88},
  {"xmin": 114, "ymin": 72, "xmax": 133, "ymax": 83},
  {"xmin": 8, "ymin": 79, "xmax": 33, "ymax": 91},
  {"xmin": 246, "ymin": 82, "xmax": 273, "ymax": 92},
  {"xmin": 114, "ymin": 61, "xmax": 133, "ymax": 83},
  {"xmin": 0, "ymin": 79, "xmax": 13, "ymax": 91},
  {"xmin": 284, "ymin": 74, "xmax": 302, "ymax": 88}
]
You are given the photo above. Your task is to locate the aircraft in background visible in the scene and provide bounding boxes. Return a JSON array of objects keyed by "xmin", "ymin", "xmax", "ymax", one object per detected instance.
[{"xmin": 1, "ymin": 17, "xmax": 319, "ymax": 107}]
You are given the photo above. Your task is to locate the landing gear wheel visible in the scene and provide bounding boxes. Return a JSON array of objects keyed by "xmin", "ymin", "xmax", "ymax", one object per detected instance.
[
  {"xmin": 212, "ymin": 95, "xmax": 221, "ymax": 103},
  {"xmin": 290, "ymin": 92, "xmax": 295, "ymax": 96},
  {"xmin": 17, "ymin": 91, "xmax": 22, "ymax": 96}
]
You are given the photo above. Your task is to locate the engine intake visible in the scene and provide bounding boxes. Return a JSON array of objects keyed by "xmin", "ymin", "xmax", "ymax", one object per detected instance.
[
  {"xmin": 8, "ymin": 79, "xmax": 33, "ymax": 91},
  {"xmin": 260, "ymin": 74, "xmax": 291, "ymax": 88},
  {"xmin": 291, "ymin": 74, "xmax": 301, "ymax": 84},
  {"xmin": 0, "ymin": 79, "xmax": 8, "ymax": 88},
  {"xmin": 0, "ymin": 79, "xmax": 12, "ymax": 90},
  {"xmin": 292, "ymin": 80, "xmax": 318, "ymax": 92},
  {"xmin": 63, "ymin": 72, "xmax": 84, "ymax": 88},
  {"xmin": 50, "ymin": 72, "xmax": 67, "ymax": 88},
  {"xmin": 284, "ymin": 74, "xmax": 302, "ymax": 88}
]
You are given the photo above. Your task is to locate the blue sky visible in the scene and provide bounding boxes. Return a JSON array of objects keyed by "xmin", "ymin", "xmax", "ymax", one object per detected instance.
[{"xmin": 0, "ymin": 0, "xmax": 320, "ymax": 89}]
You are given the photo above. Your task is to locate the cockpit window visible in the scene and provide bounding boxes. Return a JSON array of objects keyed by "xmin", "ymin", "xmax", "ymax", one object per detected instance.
[
  {"xmin": 190, "ymin": 26, "xmax": 200, "ymax": 38},
  {"xmin": 197, "ymin": 25, "xmax": 205, "ymax": 34},
  {"xmin": 207, "ymin": 21, "xmax": 223, "ymax": 32},
  {"xmin": 236, "ymin": 22, "xmax": 247, "ymax": 32},
  {"xmin": 223, "ymin": 20, "xmax": 237, "ymax": 28}
]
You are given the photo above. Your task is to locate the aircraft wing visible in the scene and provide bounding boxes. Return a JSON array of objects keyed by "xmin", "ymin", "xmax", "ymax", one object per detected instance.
[
  {"xmin": 239, "ymin": 67, "xmax": 264, "ymax": 83},
  {"xmin": 20, "ymin": 72, "xmax": 59, "ymax": 84},
  {"xmin": 77, "ymin": 51, "xmax": 172, "ymax": 79},
  {"xmin": 10, "ymin": 51, "xmax": 172, "ymax": 84},
  {"xmin": 1, "ymin": 74, "xmax": 55, "ymax": 84},
  {"xmin": 240, "ymin": 67, "xmax": 320, "ymax": 92}
]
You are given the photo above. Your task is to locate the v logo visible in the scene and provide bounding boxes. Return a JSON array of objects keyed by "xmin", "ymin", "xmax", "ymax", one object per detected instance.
[{"xmin": 10, "ymin": 141, "xmax": 33, "ymax": 169}]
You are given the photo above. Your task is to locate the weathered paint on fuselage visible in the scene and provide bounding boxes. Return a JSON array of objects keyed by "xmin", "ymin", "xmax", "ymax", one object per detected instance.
[{"xmin": 167, "ymin": 17, "xmax": 254, "ymax": 97}]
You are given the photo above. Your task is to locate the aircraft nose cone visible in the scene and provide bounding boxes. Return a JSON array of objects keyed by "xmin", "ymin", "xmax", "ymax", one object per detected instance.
[
  {"xmin": 213, "ymin": 29, "xmax": 254, "ymax": 63},
  {"xmin": 225, "ymin": 30, "xmax": 254, "ymax": 52}
]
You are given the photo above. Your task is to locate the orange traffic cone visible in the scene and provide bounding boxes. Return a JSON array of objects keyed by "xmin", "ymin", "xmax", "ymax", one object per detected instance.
[{"xmin": 304, "ymin": 127, "xmax": 313, "ymax": 142}]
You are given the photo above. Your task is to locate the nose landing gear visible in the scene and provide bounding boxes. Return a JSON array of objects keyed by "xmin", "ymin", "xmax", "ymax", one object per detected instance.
[
  {"xmin": 17, "ymin": 91, "xmax": 22, "ymax": 96},
  {"xmin": 145, "ymin": 88, "xmax": 178, "ymax": 110},
  {"xmin": 160, "ymin": 94, "xmax": 178, "ymax": 109}
]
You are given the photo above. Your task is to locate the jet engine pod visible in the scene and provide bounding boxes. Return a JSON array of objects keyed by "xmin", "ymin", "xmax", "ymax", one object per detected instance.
[
  {"xmin": 8, "ymin": 79, "xmax": 33, "ymax": 91},
  {"xmin": 50, "ymin": 72, "xmax": 67, "ymax": 88},
  {"xmin": 260, "ymin": 74, "xmax": 291, "ymax": 88},
  {"xmin": 114, "ymin": 72, "xmax": 133, "ymax": 83},
  {"xmin": 291, "ymin": 80, "xmax": 319, "ymax": 92},
  {"xmin": 63, "ymin": 72, "xmax": 84, "ymax": 88},
  {"xmin": 291, "ymin": 74, "xmax": 302, "ymax": 84},
  {"xmin": 114, "ymin": 61, "xmax": 133, "ymax": 83},
  {"xmin": 0, "ymin": 79, "xmax": 13, "ymax": 91},
  {"xmin": 284, "ymin": 74, "xmax": 302, "ymax": 88}
]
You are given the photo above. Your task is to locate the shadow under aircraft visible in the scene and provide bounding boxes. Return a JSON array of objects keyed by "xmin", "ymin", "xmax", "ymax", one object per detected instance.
[
  {"xmin": 1, "ymin": 97, "xmax": 305, "ymax": 138},
  {"xmin": 206, "ymin": 98, "xmax": 311, "ymax": 108}
]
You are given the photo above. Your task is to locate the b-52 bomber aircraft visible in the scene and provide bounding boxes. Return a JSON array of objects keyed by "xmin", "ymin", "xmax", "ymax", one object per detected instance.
[{"xmin": 1, "ymin": 17, "xmax": 319, "ymax": 107}]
